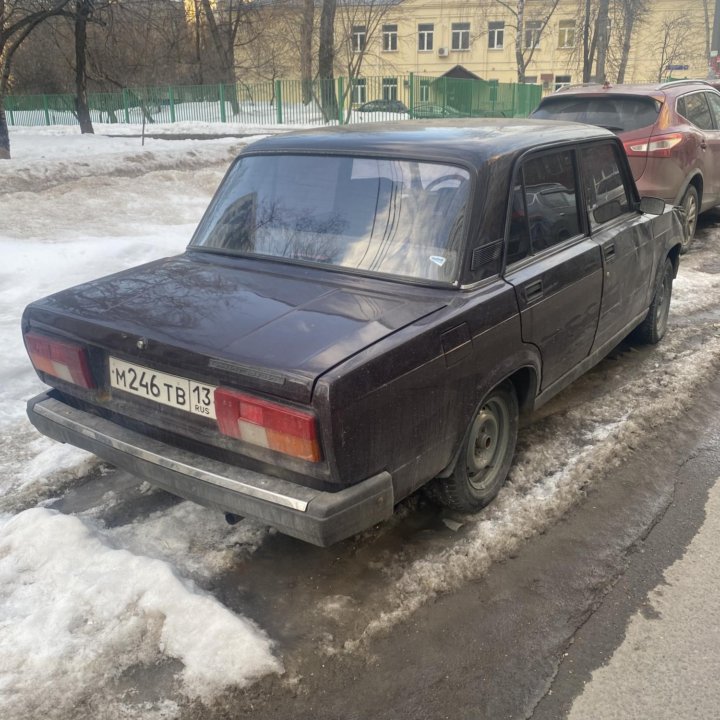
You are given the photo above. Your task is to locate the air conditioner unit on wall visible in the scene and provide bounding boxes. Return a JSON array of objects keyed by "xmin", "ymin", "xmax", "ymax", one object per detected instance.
[{"xmin": 438, "ymin": 47, "xmax": 449, "ymax": 57}]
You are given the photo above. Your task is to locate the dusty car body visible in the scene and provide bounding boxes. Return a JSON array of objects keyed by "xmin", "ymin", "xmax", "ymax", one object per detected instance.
[{"xmin": 23, "ymin": 120, "xmax": 684, "ymax": 546}]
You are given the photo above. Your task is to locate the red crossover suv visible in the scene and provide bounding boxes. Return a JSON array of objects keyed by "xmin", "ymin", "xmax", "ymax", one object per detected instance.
[{"xmin": 532, "ymin": 80, "xmax": 720, "ymax": 251}]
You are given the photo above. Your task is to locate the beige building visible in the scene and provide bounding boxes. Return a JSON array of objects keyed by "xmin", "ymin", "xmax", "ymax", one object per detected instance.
[
  {"xmin": 243, "ymin": 0, "xmax": 716, "ymax": 90},
  {"xmin": 353, "ymin": 0, "xmax": 714, "ymax": 88}
]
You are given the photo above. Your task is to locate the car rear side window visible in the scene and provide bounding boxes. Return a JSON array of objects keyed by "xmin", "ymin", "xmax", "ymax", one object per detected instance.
[
  {"xmin": 579, "ymin": 143, "xmax": 631, "ymax": 227},
  {"xmin": 706, "ymin": 92, "xmax": 720, "ymax": 128},
  {"xmin": 678, "ymin": 92, "xmax": 714, "ymax": 130},
  {"xmin": 533, "ymin": 96, "xmax": 660, "ymax": 132},
  {"xmin": 506, "ymin": 149, "xmax": 581, "ymax": 263}
]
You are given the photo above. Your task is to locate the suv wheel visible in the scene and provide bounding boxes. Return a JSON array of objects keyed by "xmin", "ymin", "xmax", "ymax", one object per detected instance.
[{"xmin": 681, "ymin": 185, "xmax": 698, "ymax": 253}]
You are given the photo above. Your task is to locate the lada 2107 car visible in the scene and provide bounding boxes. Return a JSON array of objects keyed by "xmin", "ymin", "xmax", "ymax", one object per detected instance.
[{"xmin": 23, "ymin": 120, "xmax": 684, "ymax": 546}]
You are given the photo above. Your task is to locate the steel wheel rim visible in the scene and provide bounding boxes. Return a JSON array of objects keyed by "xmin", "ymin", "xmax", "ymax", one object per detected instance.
[
  {"xmin": 655, "ymin": 268, "xmax": 671, "ymax": 336},
  {"xmin": 684, "ymin": 192, "xmax": 698, "ymax": 244},
  {"xmin": 466, "ymin": 397, "xmax": 510, "ymax": 492}
]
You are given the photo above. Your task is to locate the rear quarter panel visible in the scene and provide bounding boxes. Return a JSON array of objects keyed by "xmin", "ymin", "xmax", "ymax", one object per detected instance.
[{"xmin": 317, "ymin": 279, "xmax": 539, "ymax": 501}]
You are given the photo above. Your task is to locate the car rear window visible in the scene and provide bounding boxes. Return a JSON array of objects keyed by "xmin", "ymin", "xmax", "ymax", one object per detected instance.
[
  {"xmin": 190, "ymin": 154, "xmax": 471, "ymax": 283},
  {"xmin": 532, "ymin": 95, "xmax": 661, "ymax": 132}
]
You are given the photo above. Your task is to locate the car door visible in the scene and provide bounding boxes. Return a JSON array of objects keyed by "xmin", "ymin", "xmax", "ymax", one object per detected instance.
[
  {"xmin": 702, "ymin": 91, "xmax": 720, "ymax": 203},
  {"xmin": 678, "ymin": 91, "xmax": 720, "ymax": 206},
  {"xmin": 504, "ymin": 148, "xmax": 603, "ymax": 390},
  {"xmin": 578, "ymin": 141, "xmax": 657, "ymax": 350}
]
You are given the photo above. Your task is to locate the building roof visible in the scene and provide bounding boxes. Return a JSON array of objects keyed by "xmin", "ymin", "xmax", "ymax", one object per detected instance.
[{"xmin": 441, "ymin": 65, "xmax": 484, "ymax": 81}]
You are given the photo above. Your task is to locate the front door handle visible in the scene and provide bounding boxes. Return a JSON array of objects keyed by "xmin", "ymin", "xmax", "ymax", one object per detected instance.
[
  {"xmin": 604, "ymin": 242, "xmax": 616, "ymax": 261},
  {"xmin": 525, "ymin": 279, "xmax": 544, "ymax": 302}
]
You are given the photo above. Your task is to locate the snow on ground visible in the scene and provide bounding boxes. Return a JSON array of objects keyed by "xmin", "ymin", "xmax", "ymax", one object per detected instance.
[
  {"xmin": 0, "ymin": 508, "xmax": 280, "ymax": 719},
  {"xmin": 2, "ymin": 125, "xmax": 720, "ymax": 716},
  {"xmin": 0, "ymin": 129, "xmax": 282, "ymax": 717}
]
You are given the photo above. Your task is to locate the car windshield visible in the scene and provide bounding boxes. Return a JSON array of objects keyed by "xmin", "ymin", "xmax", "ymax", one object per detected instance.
[
  {"xmin": 532, "ymin": 95, "xmax": 661, "ymax": 132},
  {"xmin": 190, "ymin": 154, "xmax": 471, "ymax": 282}
]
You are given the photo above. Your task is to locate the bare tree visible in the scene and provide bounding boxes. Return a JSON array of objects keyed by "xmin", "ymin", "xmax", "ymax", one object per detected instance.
[
  {"xmin": 300, "ymin": 0, "xmax": 314, "ymax": 103},
  {"xmin": 1, "ymin": 0, "xmax": 73, "ymax": 158},
  {"xmin": 654, "ymin": 13, "xmax": 695, "ymax": 82},
  {"xmin": 494, "ymin": 0, "xmax": 561, "ymax": 83}
]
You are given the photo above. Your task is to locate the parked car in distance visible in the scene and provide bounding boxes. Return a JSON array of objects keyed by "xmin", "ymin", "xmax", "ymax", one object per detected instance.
[
  {"xmin": 23, "ymin": 120, "xmax": 684, "ymax": 546},
  {"xmin": 531, "ymin": 80, "xmax": 720, "ymax": 251},
  {"xmin": 411, "ymin": 102, "xmax": 468, "ymax": 118},
  {"xmin": 357, "ymin": 99, "xmax": 408, "ymax": 113}
]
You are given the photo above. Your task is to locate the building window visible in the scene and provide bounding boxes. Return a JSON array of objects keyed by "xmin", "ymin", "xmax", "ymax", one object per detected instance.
[
  {"xmin": 383, "ymin": 24, "xmax": 398, "ymax": 52},
  {"xmin": 524, "ymin": 76, "xmax": 538, "ymax": 84},
  {"xmin": 488, "ymin": 21, "xmax": 504, "ymax": 49},
  {"xmin": 352, "ymin": 25, "xmax": 367, "ymax": 53},
  {"xmin": 382, "ymin": 77, "xmax": 398, "ymax": 101},
  {"xmin": 419, "ymin": 78, "xmax": 431, "ymax": 102},
  {"xmin": 524, "ymin": 20, "xmax": 542, "ymax": 49},
  {"xmin": 451, "ymin": 22, "xmax": 470, "ymax": 51},
  {"xmin": 418, "ymin": 23, "xmax": 434, "ymax": 51},
  {"xmin": 554, "ymin": 74, "xmax": 572, "ymax": 91},
  {"xmin": 352, "ymin": 78, "xmax": 367, "ymax": 104},
  {"xmin": 558, "ymin": 20, "xmax": 575, "ymax": 48}
]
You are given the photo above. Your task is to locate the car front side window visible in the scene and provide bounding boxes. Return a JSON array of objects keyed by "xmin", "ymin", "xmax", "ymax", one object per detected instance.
[{"xmin": 579, "ymin": 143, "xmax": 631, "ymax": 227}]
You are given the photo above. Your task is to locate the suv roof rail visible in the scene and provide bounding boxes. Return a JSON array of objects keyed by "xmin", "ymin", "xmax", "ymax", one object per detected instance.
[
  {"xmin": 661, "ymin": 79, "xmax": 713, "ymax": 89},
  {"xmin": 556, "ymin": 82, "xmax": 603, "ymax": 92}
]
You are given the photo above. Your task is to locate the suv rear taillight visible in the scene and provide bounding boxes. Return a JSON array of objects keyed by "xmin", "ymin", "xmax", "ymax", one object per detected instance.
[
  {"xmin": 214, "ymin": 388, "xmax": 322, "ymax": 462},
  {"xmin": 25, "ymin": 332, "xmax": 95, "ymax": 388},
  {"xmin": 624, "ymin": 132, "xmax": 684, "ymax": 158}
]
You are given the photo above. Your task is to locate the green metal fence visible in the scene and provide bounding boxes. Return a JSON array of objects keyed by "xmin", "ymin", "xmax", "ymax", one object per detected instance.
[{"xmin": 4, "ymin": 75, "xmax": 542, "ymax": 128}]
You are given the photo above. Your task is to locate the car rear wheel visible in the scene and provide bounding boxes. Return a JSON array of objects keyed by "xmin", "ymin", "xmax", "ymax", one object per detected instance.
[
  {"xmin": 635, "ymin": 258, "xmax": 674, "ymax": 344},
  {"xmin": 681, "ymin": 185, "xmax": 698, "ymax": 253},
  {"xmin": 430, "ymin": 382, "xmax": 518, "ymax": 512}
]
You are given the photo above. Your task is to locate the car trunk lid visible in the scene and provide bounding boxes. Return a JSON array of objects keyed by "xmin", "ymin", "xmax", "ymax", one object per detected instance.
[{"xmin": 24, "ymin": 253, "xmax": 448, "ymax": 404}]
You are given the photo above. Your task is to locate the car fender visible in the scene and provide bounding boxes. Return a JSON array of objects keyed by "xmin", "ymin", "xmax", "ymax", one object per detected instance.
[{"xmin": 435, "ymin": 349, "xmax": 541, "ymax": 479}]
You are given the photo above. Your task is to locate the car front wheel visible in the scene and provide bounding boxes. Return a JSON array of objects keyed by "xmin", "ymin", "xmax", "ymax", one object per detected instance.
[
  {"xmin": 681, "ymin": 185, "xmax": 698, "ymax": 253},
  {"xmin": 431, "ymin": 382, "xmax": 519, "ymax": 512},
  {"xmin": 635, "ymin": 257, "xmax": 674, "ymax": 345}
]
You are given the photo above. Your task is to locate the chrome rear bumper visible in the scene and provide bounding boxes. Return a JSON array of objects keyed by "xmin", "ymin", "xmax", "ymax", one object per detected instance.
[{"xmin": 27, "ymin": 392, "xmax": 394, "ymax": 546}]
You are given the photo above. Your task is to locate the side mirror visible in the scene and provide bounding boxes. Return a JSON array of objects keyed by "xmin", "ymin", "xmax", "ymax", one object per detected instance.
[{"xmin": 639, "ymin": 197, "xmax": 666, "ymax": 215}]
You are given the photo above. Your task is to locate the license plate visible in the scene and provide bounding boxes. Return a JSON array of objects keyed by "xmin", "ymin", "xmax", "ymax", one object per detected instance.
[{"xmin": 109, "ymin": 357, "xmax": 217, "ymax": 420}]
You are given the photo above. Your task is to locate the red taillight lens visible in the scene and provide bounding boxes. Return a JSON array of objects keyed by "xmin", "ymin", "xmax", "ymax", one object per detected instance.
[
  {"xmin": 214, "ymin": 388, "xmax": 322, "ymax": 462},
  {"xmin": 624, "ymin": 132, "xmax": 684, "ymax": 158},
  {"xmin": 25, "ymin": 332, "xmax": 95, "ymax": 388}
]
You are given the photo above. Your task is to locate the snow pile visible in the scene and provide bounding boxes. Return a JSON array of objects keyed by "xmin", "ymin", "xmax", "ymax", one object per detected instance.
[
  {"xmin": 0, "ymin": 132, "xmax": 256, "ymax": 193},
  {"xmin": 0, "ymin": 508, "xmax": 281, "ymax": 719}
]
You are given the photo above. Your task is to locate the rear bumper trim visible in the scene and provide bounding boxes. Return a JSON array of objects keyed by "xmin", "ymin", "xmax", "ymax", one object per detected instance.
[
  {"xmin": 33, "ymin": 398, "xmax": 310, "ymax": 512},
  {"xmin": 27, "ymin": 392, "xmax": 394, "ymax": 546}
]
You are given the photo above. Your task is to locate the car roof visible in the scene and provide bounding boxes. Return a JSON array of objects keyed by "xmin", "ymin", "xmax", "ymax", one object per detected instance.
[
  {"xmin": 243, "ymin": 119, "xmax": 615, "ymax": 167},
  {"xmin": 548, "ymin": 80, "xmax": 717, "ymax": 101}
]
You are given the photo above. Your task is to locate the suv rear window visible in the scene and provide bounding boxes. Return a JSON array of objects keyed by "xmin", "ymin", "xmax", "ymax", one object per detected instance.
[{"xmin": 533, "ymin": 96, "xmax": 661, "ymax": 132}]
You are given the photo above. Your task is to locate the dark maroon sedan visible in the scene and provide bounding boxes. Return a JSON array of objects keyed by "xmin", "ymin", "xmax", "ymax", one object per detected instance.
[{"xmin": 23, "ymin": 121, "xmax": 684, "ymax": 545}]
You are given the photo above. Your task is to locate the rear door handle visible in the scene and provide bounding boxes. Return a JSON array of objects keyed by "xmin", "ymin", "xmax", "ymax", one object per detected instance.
[
  {"xmin": 701, "ymin": 140, "xmax": 708, "ymax": 150},
  {"xmin": 524, "ymin": 279, "xmax": 544, "ymax": 302},
  {"xmin": 604, "ymin": 243, "xmax": 616, "ymax": 261}
]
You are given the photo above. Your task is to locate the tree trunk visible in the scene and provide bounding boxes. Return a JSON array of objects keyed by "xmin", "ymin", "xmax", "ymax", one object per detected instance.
[
  {"xmin": 318, "ymin": 0, "xmax": 337, "ymax": 120},
  {"xmin": 515, "ymin": 0, "xmax": 526, "ymax": 83},
  {"xmin": 0, "ymin": 101, "xmax": 10, "ymax": 159},
  {"xmin": 617, "ymin": 1, "xmax": 638, "ymax": 83},
  {"xmin": 594, "ymin": 0, "xmax": 610, "ymax": 82},
  {"xmin": 582, "ymin": 0, "xmax": 592, "ymax": 83},
  {"xmin": 300, "ymin": 0, "xmax": 314, "ymax": 104},
  {"xmin": 75, "ymin": 0, "xmax": 94, "ymax": 134}
]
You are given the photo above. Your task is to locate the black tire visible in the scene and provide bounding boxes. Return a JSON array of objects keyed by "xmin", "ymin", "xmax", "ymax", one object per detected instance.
[
  {"xmin": 680, "ymin": 185, "xmax": 699, "ymax": 254},
  {"xmin": 635, "ymin": 258, "xmax": 674, "ymax": 345},
  {"xmin": 431, "ymin": 382, "xmax": 519, "ymax": 512}
]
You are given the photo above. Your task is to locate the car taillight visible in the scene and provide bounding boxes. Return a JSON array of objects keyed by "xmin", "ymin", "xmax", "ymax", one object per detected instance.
[
  {"xmin": 624, "ymin": 133, "xmax": 684, "ymax": 158},
  {"xmin": 214, "ymin": 388, "xmax": 322, "ymax": 462},
  {"xmin": 25, "ymin": 332, "xmax": 95, "ymax": 388}
]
